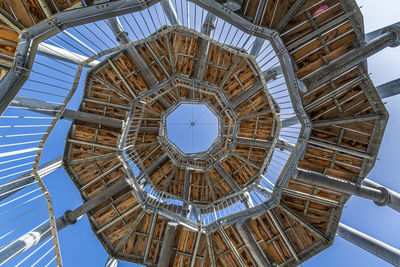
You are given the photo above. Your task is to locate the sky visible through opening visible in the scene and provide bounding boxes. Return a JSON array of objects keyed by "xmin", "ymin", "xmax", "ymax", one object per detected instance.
[
  {"xmin": 166, "ymin": 103, "xmax": 219, "ymax": 154},
  {"xmin": 1, "ymin": 1, "xmax": 399, "ymax": 266}
]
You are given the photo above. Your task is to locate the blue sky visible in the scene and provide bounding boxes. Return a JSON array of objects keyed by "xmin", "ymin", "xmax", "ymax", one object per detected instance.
[{"xmin": 1, "ymin": 1, "xmax": 400, "ymax": 266}]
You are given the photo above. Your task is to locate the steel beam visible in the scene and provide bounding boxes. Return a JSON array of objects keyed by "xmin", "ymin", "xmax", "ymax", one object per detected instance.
[
  {"xmin": 235, "ymin": 137, "xmax": 295, "ymax": 152},
  {"xmin": 0, "ymin": 179, "xmax": 129, "ymax": 265},
  {"xmin": 0, "ymin": 156, "xmax": 62, "ymax": 202},
  {"xmin": 304, "ymin": 75, "xmax": 366, "ymax": 111},
  {"xmin": 143, "ymin": 214, "xmax": 158, "ymax": 263},
  {"xmin": 307, "ymin": 139, "xmax": 373, "ymax": 160},
  {"xmin": 268, "ymin": 210, "xmax": 300, "ymax": 262},
  {"xmin": 376, "ymin": 78, "xmax": 400, "ymax": 99},
  {"xmin": 296, "ymin": 170, "xmax": 400, "ymax": 213},
  {"xmin": 144, "ymin": 154, "xmax": 168, "ymax": 176},
  {"xmin": 312, "ymin": 114, "xmax": 381, "ymax": 127},
  {"xmin": 250, "ymin": 38, "xmax": 264, "ymax": 57},
  {"xmin": 105, "ymin": 257, "xmax": 118, "ymax": 267},
  {"xmin": 11, "ymin": 95, "xmax": 123, "ymax": 128},
  {"xmin": 365, "ymin": 22, "xmax": 400, "ymax": 42},
  {"xmin": 337, "ymin": 223, "xmax": 400, "ymax": 266},
  {"xmin": 182, "ymin": 169, "xmax": 192, "ymax": 217},
  {"xmin": 236, "ymin": 221, "xmax": 271, "ymax": 266},
  {"xmin": 189, "ymin": 231, "xmax": 201, "ymax": 267},
  {"xmin": 275, "ymin": 0, "xmax": 306, "ymax": 32},
  {"xmin": 231, "ymin": 71, "xmax": 280, "ymax": 108},
  {"xmin": 361, "ymin": 178, "xmax": 400, "ymax": 213},
  {"xmin": 301, "ymin": 26, "xmax": 400, "ymax": 89},
  {"xmin": 37, "ymin": 43, "xmax": 100, "ymax": 68},
  {"xmin": 207, "ymin": 234, "xmax": 216, "ymax": 266},
  {"xmin": 219, "ymin": 228, "xmax": 246, "ymax": 267},
  {"xmin": 194, "ymin": 13, "xmax": 217, "ymax": 82},
  {"xmin": 107, "ymin": 17, "xmax": 158, "ymax": 87},
  {"xmin": 160, "ymin": 0, "xmax": 180, "ymax": 25},
  {"xmin": 157, "ymin": 221, "xmax": 178, "ymax": 267},
  {"xmin": 214, "ymin": 163, "xmax": 240, "ymax": 191}
]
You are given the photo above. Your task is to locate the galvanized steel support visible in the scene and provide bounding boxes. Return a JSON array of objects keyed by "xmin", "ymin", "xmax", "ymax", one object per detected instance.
[
  {"xmin": 376, "ymin": 78, "xmax": 400, "ymax": 99},
  {"xmin": 0, "ymin": 156, "xmax": 62, "ymax": 202},
  {"xmin": 37, "ymin": 43, "xmax": 100, "ymax": 67},
  {"xmin": 157, "ymin": 221, "xmax": 178, "ymax": 267},
  {"xmin": 337, "ymin": 223, "xmax": 400, "ymax": 266},
  {"xmin": 250, "ymin": 38, "xmax": 264, "ymax": 57},
  {"xmin": 107, "ymin": 17, "xmax": 158, "ymax": 87},
  {"xmin": 301, "ymin": 26, "xmax": 400, "ymax": 89},
  {"xmin": 160, "ymin": 0, "xmax": 180, "ymax": 25},
  {"xmin": 105, "ymin": 257, "xmax": 119, "ymax": 267},
  {"xmin": 296, "ymin": 170, "xmax": 400, "ymax": 213},
  {"xmin": 236, "ymin": 222, "xmax": 271, "ymax": 266},
  {"xmin": 0, "ymin": 179, "xmax": 129, "ymax": 265},
  {"xmin": 10, "ymin": 95, "xmax": 123, "ymax": 128}
]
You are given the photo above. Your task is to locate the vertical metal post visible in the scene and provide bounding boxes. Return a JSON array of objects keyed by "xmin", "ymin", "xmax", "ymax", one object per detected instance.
[
  {"xmin": 157, "ymin": 221, "xmax": 178, "ymax": 267},
  {"xmin": 337, "ymin": 223, "xmax": 400, "ymax": 266}
]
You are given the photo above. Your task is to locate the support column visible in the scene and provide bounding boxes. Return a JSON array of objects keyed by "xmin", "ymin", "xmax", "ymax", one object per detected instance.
[
  {"xmin": 236, "ymin": 221, "xmax": 271, "ymax": 266},
  {"xmin": 105, "ymin": 257, "xmax": 118, "ymax": 267},
  {"xmin": 0, "ymin": 156, "xmax": 62, "ymax": 202},
  {"xmin": 0, "ymin": 179, "xmax": 129, "ymax": 265},
  {"xmin": 250, "ymin": 38, "xmax": 264, "ymax": 57},
  {"xmin": 160, "ymin": 0, "xmax": 180, "ymax": 25},
  {"xmin": 361, "ymin": 178, "xmax": 400, "ymax": 213},
  {"xmin": 376, "ymin": 78, "xmax": 400, "ymax": 99},
  {"xmin": 157, "ymin": 221, "xmax": 178, "ymax": 267},
  {"xmin": 301, "ymin": 26, "xmax": 400, "ymax": 89},
  {"xmin": 37, "ymin": 43, "xmax": 100, "ymax": 68},
  {"xmin": 295, "ymin": 170, "xmax": 400, "ymax": 213},
  {"xmin": 337, "ymin": 223, "xmax": 400, "ymax": 266},
  {"xmin": 10, "ymin": 95, "xmax": 123, "ymax": 128},
  {"xmin": 107, "ymin": 17, "xmax": 158, "ymax": 87},
  {"xmin": 193, "ymin": 13, "xmax": 217, "ymax": 82}
]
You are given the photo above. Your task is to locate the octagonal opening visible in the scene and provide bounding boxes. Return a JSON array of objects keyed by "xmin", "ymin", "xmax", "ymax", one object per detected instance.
[{"xmin": 166, "ymin": 103, "xmax": 219, "ymax": 154}]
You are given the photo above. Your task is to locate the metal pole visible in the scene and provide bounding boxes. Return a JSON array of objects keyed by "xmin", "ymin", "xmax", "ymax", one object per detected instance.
[
  {"xmin": 157, "ymin": 221, "xmax": 178, "ymax": 267},
  {"xmin": 296, "ymin": 170, "xmax": 400, "ymax": 213},
  {"xmin": 337, "ymin": 223, "xmax": 400, "ymax": 266},
  {"xmin": 301, "ymin": 26, "xmax": 400, "ymax": 89},
  {"xmin": 37, "ymin": 43, "xmax": 100, "ymax": 68},
  {"xmin": 160, "ymin": 0, "xmax": 180, "ymax": 25},
  {"xmin": 105, "ymin": 257, "xmax": 118, "ymax": 267},
  {"xmin": 0, "ymin": 156, "xmax": 62, "ymax": 202},
  {"xmin": 361, "ymin": 178, "xmax": 400, "ymax": 213},
  {"xmin": 0, "ymin": 179, "xmax": 129, "ymax": 264},
  {"xmin": 106, "ymin": 17, "xmax": 158, "ymax": 87},
  {"xmin": 10, "ymin": 95, "xmax": 123, "ymax": 128},
  {"xmin": 376, "ymin": 78, "xmax": 400, "ymax": 99},
  {"xmin": 236, "ymin": 221, "xmax": 271, "ymax": 266},
  {"xmin": 250, "ymin": 38, "xmax": 264, "ymax": 57}
]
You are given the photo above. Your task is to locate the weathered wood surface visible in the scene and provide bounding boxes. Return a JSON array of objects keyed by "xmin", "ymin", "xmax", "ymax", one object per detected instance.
[{"xmin": 5, "ymin": 0, "xmax": 384, "ymax": 265}]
